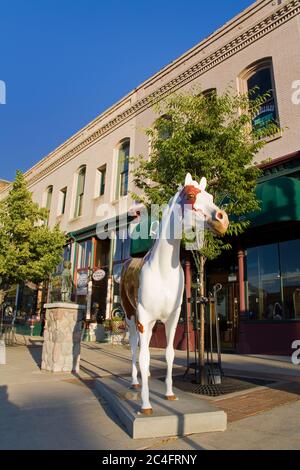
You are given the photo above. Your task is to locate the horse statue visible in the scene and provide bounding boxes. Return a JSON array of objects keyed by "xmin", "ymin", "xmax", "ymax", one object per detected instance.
[{"xmin": 120, "ymin": 173, "xmax": 229, "ymax": 414}]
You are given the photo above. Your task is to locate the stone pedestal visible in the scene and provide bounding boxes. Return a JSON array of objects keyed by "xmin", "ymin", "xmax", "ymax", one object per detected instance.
[{"xmin": 41, "ymin": 303, "xmax": 85, "ymax": 373}]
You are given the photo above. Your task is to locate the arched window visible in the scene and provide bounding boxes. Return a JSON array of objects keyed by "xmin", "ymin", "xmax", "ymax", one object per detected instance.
[
  {"xmin": 116, "ymin": 139, "xmax": 130, "ymax": 198},
  {"xmin": 156, "ymin": 114, "xmax": 172, "ymax": 141},
  {"xmin": 45, "ymin": 186, "xmax": 53, "ymax": 212},
  {"xmin": 202, "ymin": 88, "xmax": 217, "ymax": 99},
  {"xmin": 74, "ymin": 166, "xmax": 86, "ymax": 217},
  {"xmin": 240, "ymin": 58, "xmax": 279, "ymax": 132},
  {"xmin": 43, "ymin": 185, "xmax": 53, "ymax": 225}
]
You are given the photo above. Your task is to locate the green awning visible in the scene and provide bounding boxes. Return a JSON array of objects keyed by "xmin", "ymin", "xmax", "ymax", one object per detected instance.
[
  {"xmin": 249, "ymin": 176, "xmax": 300, "ymax": 227},
  {"xmin": 130, "ymin": 176, "xmax": 300, "ymax": 255},
  {"xmin": 130, "ymin": 217, "xmax": 157, "ymax": 255}
]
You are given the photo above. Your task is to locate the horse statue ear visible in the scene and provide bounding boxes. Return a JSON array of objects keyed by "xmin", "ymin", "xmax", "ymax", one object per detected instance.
[
  {"xmin": 199, "ymin": 177, "xmax": 207, "ymax": 191},
  {"xmin": 185, "ymin": 173, "xmax": 193, "ymax": 186}
]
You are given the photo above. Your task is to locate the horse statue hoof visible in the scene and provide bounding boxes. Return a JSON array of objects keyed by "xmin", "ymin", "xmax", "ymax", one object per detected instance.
[
  {"xmin": 140, "ymin": 408, "xmax": 153, "ymax": 415},
  {"xmin": 165, "ymin": 395, "xmax": 178, "ymax": 401},
  {"xmin": 131, "ymin": 384, "xmax": 141, "ymax": 389}
]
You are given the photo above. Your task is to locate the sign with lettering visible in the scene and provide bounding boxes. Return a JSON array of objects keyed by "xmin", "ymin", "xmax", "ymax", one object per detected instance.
[
  {"xmin": 92, "ymin": 269, "xmax": 106, "ymax": 282},
  {"xmin": 77, "ymin": 272, "xmax": 88, "ymax": 296}
]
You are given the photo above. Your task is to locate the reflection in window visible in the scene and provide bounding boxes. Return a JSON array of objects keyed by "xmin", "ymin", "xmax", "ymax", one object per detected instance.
[
  {"xmin": 95, "ymin": 239, "xmax": 110, "ymax": 267},
  {"xmin": 280, "ymin": 240, "xmax": 300, "ymax": 319},
  {"xmin": 116, "ymin": 140, "xmax": 130, "ymax": 198},
  {"xmin": 113, "ymin": 229, "xmax": 131, "ymax": 262},
  {"xmin": 156, "ymin": 114, "xmax": 172, "ymax": 141},
  {"xmin": 97, "ymin": 165, "xmax": 106, "ymax": 197},
  {"xmin": 59, "ymin": 187, "xmax": 67, "ymax": 215},
  {"xmin": 56, "ymin": 244, "xmax": 72, "ymax": 274},
  {"xmin": 77, "ymin": 239, "xmax": 92, "ymax": 269},
  {"xmin": 45, "ymin": 186, "xmax": 53, "ymax": 211},
  {"xmin": 74, "ymin": 166, "xmax": 86, "ymax": 217},
  {"xmin": 202, "ymin": 88, "xmax": 217, "ymax": 100},
  {"xmin": 44, "ymin": 186, "xmax": 53, "ymax": 225},
  {"xmin": 246, "ymin": 240, "xmax": 300, "ymax": 320},
  {"xmin": 245, "ymin": 60, "xmax": 279, "ymax": 132}
]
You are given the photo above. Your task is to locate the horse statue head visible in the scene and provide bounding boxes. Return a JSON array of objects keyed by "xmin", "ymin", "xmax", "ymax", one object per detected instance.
[{"xmin": 180, "ymin": 173, "xmax": 229, "ymax": 239}]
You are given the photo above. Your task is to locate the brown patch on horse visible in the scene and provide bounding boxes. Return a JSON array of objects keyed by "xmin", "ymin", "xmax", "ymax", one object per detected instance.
[
  {"xmin": 184, "ymin": 185, "xmax": 201, "ymax": 209},
  {"xmin": 137, "ymin": 322, "xmax": 144, "ymax": 334},
  {"xmin": 120, "ymin": 257, "xmax": 146, "ymax": 321}
]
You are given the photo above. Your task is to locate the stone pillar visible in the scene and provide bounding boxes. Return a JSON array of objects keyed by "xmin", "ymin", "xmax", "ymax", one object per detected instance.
[{"xmin": 41, "ymin": 303, "xmax": 85, "ymax": 373}]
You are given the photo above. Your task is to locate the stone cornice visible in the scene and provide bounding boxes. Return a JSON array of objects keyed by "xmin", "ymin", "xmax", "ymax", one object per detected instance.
[{"xmin": 3, "ymin": 0, "xmax": 299, "ymax": 193}]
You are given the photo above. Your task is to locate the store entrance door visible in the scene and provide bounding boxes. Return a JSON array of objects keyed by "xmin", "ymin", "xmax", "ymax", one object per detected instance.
[{"xmin": 214, "ymin": 282, "xmax": 239, "ymax": 351}]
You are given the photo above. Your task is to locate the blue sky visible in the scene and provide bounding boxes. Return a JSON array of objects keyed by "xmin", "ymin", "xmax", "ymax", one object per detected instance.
[{"xmin": 0, "ymin": 0, "xmax": 254, "ymax": 181}]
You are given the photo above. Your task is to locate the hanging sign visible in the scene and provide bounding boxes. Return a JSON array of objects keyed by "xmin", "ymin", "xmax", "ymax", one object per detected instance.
[
  {"xmin": 77, "ymin": 272, "xmax": 88, "ymax": 295},
  {"xmin": 92, "ymin": 269, "xmax": 106, "ymax": 282}
]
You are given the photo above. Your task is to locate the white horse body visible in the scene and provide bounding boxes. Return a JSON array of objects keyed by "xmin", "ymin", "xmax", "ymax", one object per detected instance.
[{"xmin": 121, "ymin": 173, "xmax": 229, "ymax": 413}]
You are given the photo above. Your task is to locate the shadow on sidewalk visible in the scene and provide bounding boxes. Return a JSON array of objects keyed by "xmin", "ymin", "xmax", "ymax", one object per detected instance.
[
  {"xmin": 0, "ymin": 385, "xmax": 20, "ymax": 417},
  {"xmin": 26, "ymin": 345, "xmax": 43, "ymax": 368}
]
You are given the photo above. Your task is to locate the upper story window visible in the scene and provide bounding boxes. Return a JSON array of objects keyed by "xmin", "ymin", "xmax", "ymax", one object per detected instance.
[
  {"xmin": 59, "ymin": 187, "xmax": 67, "ymax": 215},
  {"xmin": 74, "ymin": 166, "xmax": 86, "ymax": 218},
  {"xmin": 156, "ymin": 114, "xmax": 172, "ymax": 141},
  {"xmin": 44, "ymin": 186, "xmax": 53, "ymax": 224},
  {"xmin": 96, "ymin": 165, "xmax": 106, "ymax": 197},
  {"xmin": 45, "ymin": 186, "xmax": 53, "ymax": 212},
  {"xmin": 240, "ymin": 58, "xmax": 279, "ymax": 133},
  {"xmin": 116, "ymin": 139, "xmax": 130, "ymax": 198},
  {"xmin": 202, "ymin": 88, "xmax": 217, "ymax": 100}
]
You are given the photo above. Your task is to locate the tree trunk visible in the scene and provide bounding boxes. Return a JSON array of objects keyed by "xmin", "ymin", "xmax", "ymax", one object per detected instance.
[{"xmin": 198, "ymin": 254, "xmax": 206, "ymax": 384}]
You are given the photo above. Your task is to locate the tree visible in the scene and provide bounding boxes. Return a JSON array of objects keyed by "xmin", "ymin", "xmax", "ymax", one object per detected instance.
[
  {"xmin": 0, "ymin": 171, "xmax": 66, "ymax": 289},
  {"xmin": 133, "ymin": 88, "xmax": 279, "ymax": 383}
]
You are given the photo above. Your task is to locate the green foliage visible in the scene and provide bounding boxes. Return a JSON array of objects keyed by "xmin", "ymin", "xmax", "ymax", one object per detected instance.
[
  {"xmin": 0, "ymin": 171, "xmax": 66, "ymax": 285},
  {"xmin": 132, "ymin": 88, "xmax": 280, "ymax": 260}
]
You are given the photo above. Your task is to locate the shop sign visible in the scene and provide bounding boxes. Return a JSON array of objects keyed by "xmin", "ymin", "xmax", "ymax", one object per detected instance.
[
  {"xmin": 92, "ymin": 269, "xmax": 106, "ymax": 282},
  {"xmin": 228, "ymin": 274, "xmax": 237, "ymax": 282},
  {"xmin": 77, "ymin": 272, "xmax": 88, "ymax": 295}
]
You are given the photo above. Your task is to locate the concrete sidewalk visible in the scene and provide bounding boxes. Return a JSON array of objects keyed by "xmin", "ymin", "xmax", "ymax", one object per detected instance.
[{"xmin": 0, "ymin": 341, "xmax": 300, "ymax": 450}]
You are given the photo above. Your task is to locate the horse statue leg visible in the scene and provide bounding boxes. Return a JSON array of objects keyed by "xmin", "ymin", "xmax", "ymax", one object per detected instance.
[
  {"xmin": 147, "ymin": 320, "xmax": 156, "ymax": 377},
  {"xmin": 165, "ymin": 307, "xmax": 181, "ymax": 400},
  {"xmin": 126, "ymin": 316, "xmax": 140, "ymax": 389},
  {"xmin": 138, "ymin": 305, "xmax": 153, "ymax": 414}
]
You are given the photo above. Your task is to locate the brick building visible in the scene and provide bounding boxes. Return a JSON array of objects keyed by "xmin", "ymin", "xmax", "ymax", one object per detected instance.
[{"xmin": 1, "ymin": 0, "xmax": 300, "ymax": 353}]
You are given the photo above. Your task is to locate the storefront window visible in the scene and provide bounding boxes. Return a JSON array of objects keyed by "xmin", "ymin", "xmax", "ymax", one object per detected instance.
[
  {"xmin": 77, "ymin": 239, "xmax": 92, "ymax": 269},
  {"xmin": 246, "ymin": 240, "xmax": 300, "ymax": 320},
  {"xmin": 95, "ymin": 239, "xmax": 110, "ymax": 268},
  {"xmin": 56, "ymin": 244, "xmax": 72, "ymax": 274},
  {"xmin": 113, "ymin": 229, "xmax": 131, "ymax": 262},
  {"xmin": 280, "ymin": 240, "xmax": 300, "ymax": 319}
]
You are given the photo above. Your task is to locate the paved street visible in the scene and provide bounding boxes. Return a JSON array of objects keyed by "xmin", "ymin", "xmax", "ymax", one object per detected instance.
[{"xmin": 1, "ymin": 339, "xmax": 300, "ymax": 450}]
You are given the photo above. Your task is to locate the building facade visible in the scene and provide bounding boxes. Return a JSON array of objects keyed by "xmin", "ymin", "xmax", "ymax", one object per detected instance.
[{"xmin": 1, "ymin": 0, "xmax": 300, "ymax": 353}]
